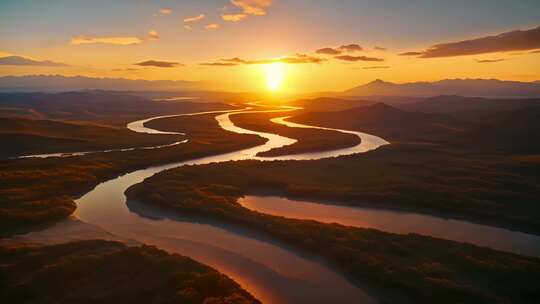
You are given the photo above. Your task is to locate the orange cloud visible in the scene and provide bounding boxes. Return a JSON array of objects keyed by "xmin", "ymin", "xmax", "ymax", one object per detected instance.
[
  {"xmin": 184, "ymin": 14, "xmax": 205, "ymax": 23},
  {"xmin": 374, "ymin": 46, "xmax": 387, "ymax": 51},
  {"xmin": 231, "ymin": 0, "xmax": 272, "ymax": 16},
  {"xmin": 159, "ymin": 8, "xmax": 172, "ymax": 15},
  {"xmin": 203, "ymin": 54, "xmax": 326, "ymax": 66},
  {"xmin": 222, "ymin": 14, "xmax": 247, "ymax": 22},
  {"xmin": 184, "ymin": 25, "xmax": 193, "ymax": 30},
  {"xmin": 148, "ymin": 30, "xmax": 159, "ymax": 40},
  {"xmin": 71, "ymin": 36, "xmax": 141, "ymax": 45},
  {"xmin": 205, "ymin": 23, "xmax": 220, "ymax": 30}
]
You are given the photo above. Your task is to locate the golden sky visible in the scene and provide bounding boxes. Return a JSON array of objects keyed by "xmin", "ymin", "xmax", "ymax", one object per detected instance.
[{"xmin": 1, "ymin": 0, "xmax": 539, "ymax": 93}]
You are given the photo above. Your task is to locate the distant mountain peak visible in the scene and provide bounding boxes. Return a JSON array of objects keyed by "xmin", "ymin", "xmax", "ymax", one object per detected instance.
[
  {"xmin": 367, "ymin": 79, "xmax": 392, "ymax": 85},
  {"xmin": 345, "ymin": 78, "xmax": 540, "ymax": 98}
]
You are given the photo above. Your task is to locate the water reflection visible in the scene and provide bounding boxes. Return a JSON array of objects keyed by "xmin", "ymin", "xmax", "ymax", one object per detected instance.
[{"xmin": 239, "ymin": 195, "xmax": 540, "ymax": 257}]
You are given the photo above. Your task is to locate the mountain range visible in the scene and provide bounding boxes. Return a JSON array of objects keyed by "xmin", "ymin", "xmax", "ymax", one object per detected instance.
[
  {"xmin": 344, "ymin": 79, "xmax": 540, "ymax": 98},
  {"xmin": 0, "ymin": 75, "xmax": 207, "ymax": 92}
]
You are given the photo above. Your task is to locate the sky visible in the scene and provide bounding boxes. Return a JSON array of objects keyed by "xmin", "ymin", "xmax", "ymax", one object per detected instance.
[{"xmin": 0, "ymin": 0, "xmax": 539, "ymax": 93}]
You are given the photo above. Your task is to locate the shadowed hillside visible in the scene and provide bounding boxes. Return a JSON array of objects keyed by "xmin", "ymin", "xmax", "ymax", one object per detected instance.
[
  {"xmin": 345, "ymin": 79, "xmax": 540, "ymax": 98},
  {"xmin": 0, "ymin": 92, "xmax": 232, "ymax": 124},
  {"xmin": 290, "ymin": 102, "xmax": 540, "ymax": 153},
  {"xmin": 0, "ymin": 117, "xmax": 182, "ymax": 159}
]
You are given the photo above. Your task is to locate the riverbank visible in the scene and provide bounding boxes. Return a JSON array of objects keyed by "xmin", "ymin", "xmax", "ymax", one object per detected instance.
[
  {"xmin": 229, "ymin": 112, "xmax": 360, "ymax": 157},
  {"xmin": 126, "ymin": 165, "xmax": 540, "ymax": 303},
  {"xmin": 0, "ymin": 240, "xmax": 259, "ymax": 303},
  {"xmin": 0, "ymin": 113, "xmax": 265, "ymax": 235}
]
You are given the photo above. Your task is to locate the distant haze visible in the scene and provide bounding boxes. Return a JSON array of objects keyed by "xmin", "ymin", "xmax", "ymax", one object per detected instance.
[
  {"xmin": 344, "ymin": 79, "xmax": 540, "ymax": 98},
  {"xmin": 0, "ymin": 75, "xmax": 208, "ymax": 92}
]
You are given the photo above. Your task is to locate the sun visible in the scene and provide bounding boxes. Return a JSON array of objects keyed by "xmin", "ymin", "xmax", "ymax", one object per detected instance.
[{"xmin": 263, "ymin": 62, "xmax": 285, "ymax": 92}]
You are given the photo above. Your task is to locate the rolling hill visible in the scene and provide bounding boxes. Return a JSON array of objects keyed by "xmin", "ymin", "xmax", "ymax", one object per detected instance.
[{"xmin": 344, "ymin": 79, "xmax": 540, "ymax": 98}]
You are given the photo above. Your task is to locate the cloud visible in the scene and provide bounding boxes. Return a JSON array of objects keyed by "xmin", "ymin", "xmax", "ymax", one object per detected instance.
[
  {"xmin": 476, "ymin": 58, "xmax": 506, "ymax": 63},
  {"xmin": 316, "ymin": 47, "xmax": 342, "ymax": 55},
  {"xmin": 280, "ymin": 54, "xmax": 326, "ymax": 64},
  {"xmin": 222, "ymin": 14, "xmax": 247, "ymax": 22},
  {"xmin": 201, "ymin": 54, "xmax": 326, "ymax": 66},
  {"xmin": 71, "ymin": 36, "xmax": 141, "ymax": 45},
  {"xmin": 230, "ymin": 0, "xmax": 272, "ymax": 16},
  {"xmin": 184, "ymin": 14, "xmax": 205, "ymax": 23},
  {"xmin": 374, "ymin": 46, "xmax": 387, "ymax": 51},
  {"xmin": 220, "ymin": 57, "xmax": 248, "ymax": 63},
  {"xmin": 334, "ymin": 55, "xmax": 384, "ymax": 62},
  {"xmin": 148, "ymin": 30, "xmax": 159, "ymax": 40},
  {"xmin": 531, "ymin": 49, "xmax": 540, "ymax": 54},
  {"xmin": 205, "ymin": 23, "xmax": 220, "ymax": 30},
  {"xmin": 159, "ymin": 8, "xmax": 172, "ymax": 15},
  {"xmin": 362, "ymin": 66, "xmax": 390, "ymax": 69},
  {"xmin": 200, "ymin": 62, "xmax": 239, "ymax": 67},
  {"xmin": 134, "ymin": 60, "xmax": 181, "ymax": 68},
  {"xmin": 184, "ymin": 25, "xmax": 193, "ymax": 30},
  {"xmin": 0, "ymin": 55, "xmax": 68, "ymax": 67},
  {"xmin": 112, "ymin": 68, "xmax": 141, "ymax": 72},
  {"xmin": 413, "ymin": 26, "xmax": 540, "ymax": 58},
  {"xmin": 338, "ymin": 44, "xmax": 363, "ymax": 52},
  {"xmin": 399, "ymin": 51, "xmax": 423, "ymax": 56},
  {"xmin": 315, "ymin": 43, "xmax": 363, "ymax": 56}
]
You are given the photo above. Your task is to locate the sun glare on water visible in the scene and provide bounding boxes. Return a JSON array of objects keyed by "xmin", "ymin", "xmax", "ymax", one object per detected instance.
[{"xmin": 264, "ymin": 62, "xmax": 285, "ymax": 92}]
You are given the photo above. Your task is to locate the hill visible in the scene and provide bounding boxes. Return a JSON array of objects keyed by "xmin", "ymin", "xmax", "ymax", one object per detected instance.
[
  {"xmin": 290, "ymin": 102, "xmax": 467, "ymax": 144},
  {"xmin": 0, "ymin": 91, "xmax": 232, "ymax": 124},
  {"xmin": 344, "ymin": 79, "xmax": 540, "ymax": 98},
  {"xmin": 0, "ymin": 117, "xmax": 183, "ymax": 158},
  {"xmin": 400, "ymin": 95, "xmax": 540, "ymax": 114},
  {"xmin": 0, "ymin": 75, "xmax": 206, "ymax": 92},
  {"xmin": 290, "ymin": 102, "xmax": 540, "ymax": 153}
]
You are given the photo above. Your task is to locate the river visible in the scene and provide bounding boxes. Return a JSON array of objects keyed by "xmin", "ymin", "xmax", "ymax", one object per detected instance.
[{"xmin": 8, "ymin": 103, "xmax": 538, "ymax": 303}]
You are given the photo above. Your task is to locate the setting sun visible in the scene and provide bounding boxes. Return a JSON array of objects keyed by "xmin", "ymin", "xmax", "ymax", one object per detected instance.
[{"xmin": 263, "ymin": 62, "xmax": 285, "ymax": 92}]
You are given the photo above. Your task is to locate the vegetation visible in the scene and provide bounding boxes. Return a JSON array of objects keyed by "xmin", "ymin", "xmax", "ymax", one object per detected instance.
[
  {"xmin": 0, "ymin": 92, "xmax": 232, "ymax": 125},
  {"xmin": 127, "ymin": 161, "xmax": 540, "ymax": 303},
  {"xmin": 0, "ymin": 113, "xmax": 265, "ymax": 235},
  {"xmin": 0, "ymin": 117, "xmax": 184, "ymax": 158},
  {"xmin": 290, "ymin": 101, "xmax": 540, "ymax": 153},
  {"xmin": 125, "ymin": 142, "xmax": 539, "ymax": 233},
  {"xmin": 229, "ymin": 112, "xmax": 360, "ymax": 156},
  {"xmin": 0, "ymin": 240, "xmax": 259, "ymax": 304}
]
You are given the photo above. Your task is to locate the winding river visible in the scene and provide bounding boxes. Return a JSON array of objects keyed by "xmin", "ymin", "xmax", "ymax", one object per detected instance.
[{"xmin": 8, "ymin": 103, "xmax": 540, "ymax": 303}]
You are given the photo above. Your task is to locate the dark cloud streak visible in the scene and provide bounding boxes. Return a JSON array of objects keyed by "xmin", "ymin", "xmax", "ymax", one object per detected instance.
[
  {"xmin": 476, "ymin": 58, "xmax": 506, "ymax": 63},
  {"xmin": 135, "ymin": 60, "xmax": 182, "ymax": 68},
  {"xmin": 0, "ymin": 56, "xmax": 68, "ymax": 67},
  {"xmin": 334, "ymin": 55, "xmax": 384, "ymax": 62},
  {"xmin": 419, "ymin": 26, "xmax": 540, "ymax": 58}
]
